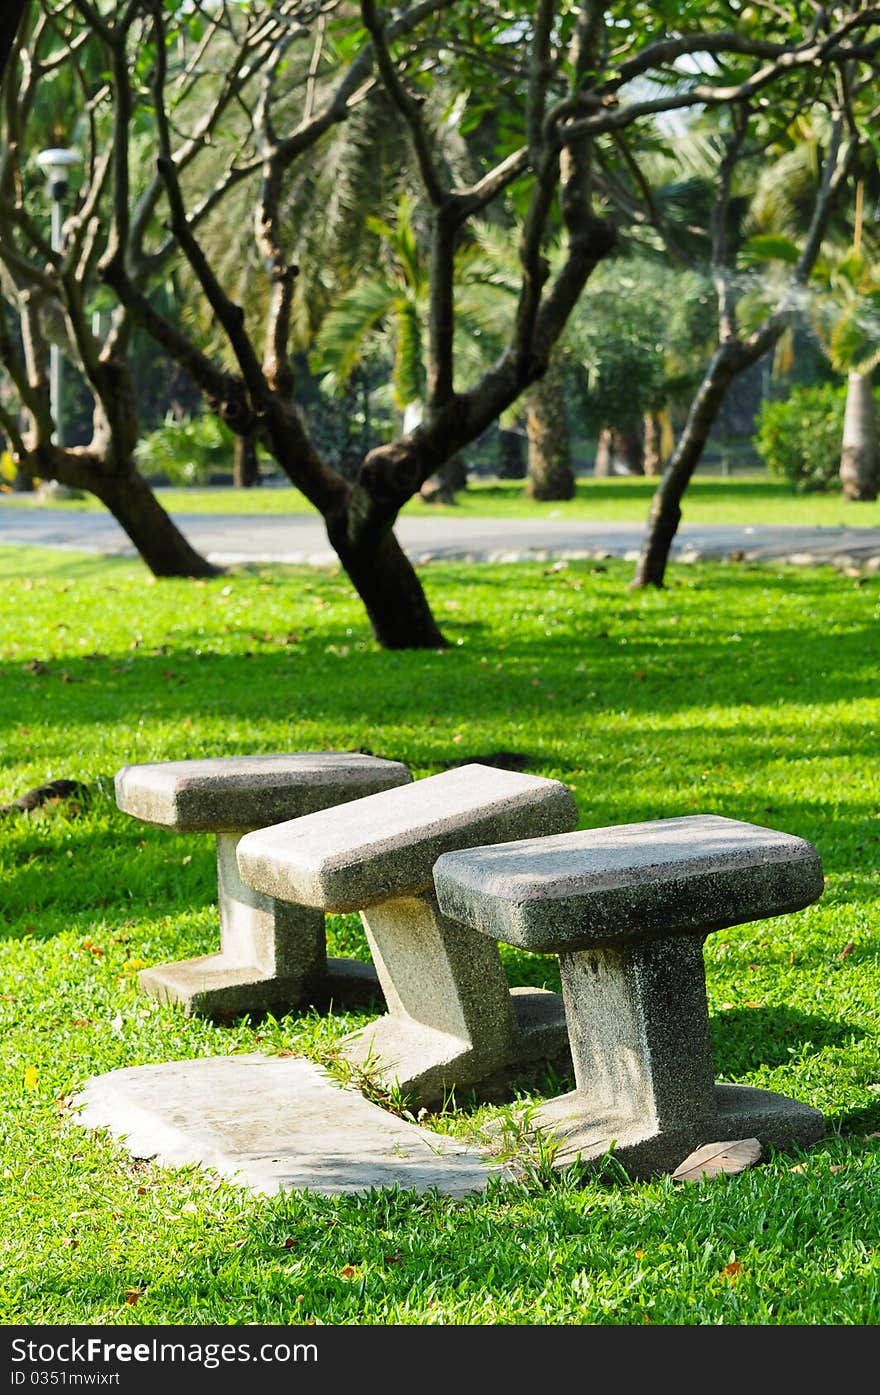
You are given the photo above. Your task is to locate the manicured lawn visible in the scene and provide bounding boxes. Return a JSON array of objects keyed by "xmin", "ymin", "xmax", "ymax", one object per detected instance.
[
  {"xmin": 4, "ymin": 472, "xmax": 880, "ymax": 527},
  {"xmin": 1, "ymin": 544, "xmax": 878, "ymax": 1326}
]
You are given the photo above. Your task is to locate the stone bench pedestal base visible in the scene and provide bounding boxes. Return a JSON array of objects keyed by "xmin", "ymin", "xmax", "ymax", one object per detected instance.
[
  {"xmin": 139, "ymin": 830, "xmax": 381, "ymax": 1019},
  {"xmin": 522, "ymin": 934, "xmax": 824, "ymax": 1177},
  {"xmin": 342, "ymin": 891, "xmax": 569, "ymax": 1103},
  {"xmin": 434, "ymin": 813, "xmax": 827, "ymax": 1179},
  {"xmin": 114, "ymin": 752, "xmax": 411, "ymax": 1019},
  {"xmin": 237, "ymin": 763, "xmax": 580, "ymax": 1107},
  {"xmin": 531, "ymin": 1080, "xmax": 824, "ymax": 1179}
]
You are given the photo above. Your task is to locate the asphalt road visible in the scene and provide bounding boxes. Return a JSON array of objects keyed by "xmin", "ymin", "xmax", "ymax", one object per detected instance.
[{"xmin": 3, "ymin": 499, "xmax": 880, "ymax": 571}]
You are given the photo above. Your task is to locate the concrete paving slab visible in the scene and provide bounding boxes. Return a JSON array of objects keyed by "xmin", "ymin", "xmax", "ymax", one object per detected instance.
[{"xmin": 71, "ymin": 1054, "xmax": 515, "ymax": 1197}]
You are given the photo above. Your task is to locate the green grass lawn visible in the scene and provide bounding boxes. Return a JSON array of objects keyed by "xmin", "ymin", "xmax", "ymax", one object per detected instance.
[
  {"xmin": 1, "ymin": 543, "xmax": 879, "ymax": 1327},
  {"xmin": 4, "ymin": 471, "xmax": 880, "ymax": 527}
]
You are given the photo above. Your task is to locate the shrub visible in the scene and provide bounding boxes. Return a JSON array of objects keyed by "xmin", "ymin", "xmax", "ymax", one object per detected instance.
[
  {"xmin": 753, "ymin": 383, "xmax": 849, "ymax": 492},
  {"xmin": 134, "ymin": 412, "xmax": 234, "ymax": 485}
]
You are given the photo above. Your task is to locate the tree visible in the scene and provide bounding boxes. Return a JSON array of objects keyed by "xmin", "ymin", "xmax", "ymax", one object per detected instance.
[
  {"xmin": 15, "ymin": 2, "xmax": 879, "ymax": 643},
  {"xmin": 629, "ymin": 94, "xmax": 868, "ymax": 589},
  {"xmin": 0, "ymin": 1, "xmax": 28, "ymax": 83},
  {"xmin": 0, "ymin": 3, "xmax": 287, "ymax": 574},
  {"xmin": 565, "ymin": 255, "xmax": 713, "ymax": 478},
  {"xmin": 806, "ymin": 187, "xmax": 880, "ymax": 500}
]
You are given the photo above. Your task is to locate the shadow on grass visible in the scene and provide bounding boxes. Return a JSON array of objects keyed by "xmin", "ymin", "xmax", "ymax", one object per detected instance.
[{"xmin": 711, "ymin": 1005, "xmax": 867, "ymax": 1075}]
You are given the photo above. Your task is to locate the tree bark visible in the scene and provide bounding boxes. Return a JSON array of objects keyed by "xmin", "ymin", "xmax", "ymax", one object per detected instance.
[
  {"xmin": 0, "ymin": 0, "xmax": 28, "ymax": 83},
  {"xmin": 839, "ymin": 369, "xmax": 879, "ymax": 501},
  {"xmin": 233, "ymin": 433, "xmax": 261, "ymax": 488},
  {"xmin": 325, "ymin": 508, "xmax": 447, "ymax": 649},
  {"xmin": 631, "ymin": 346, "xmax": 740, "ymax": 589},
  {"xmin": 497, "ymin": 426, "xmax": 526, "ymax": 479},
  {"xmin": 593, "ymin": 427, "xmax": 613, "ymax": 477},
  {"xmin": 525, "ymin": 363, "xmax": 575, "ymax": 501},
  {"xmin": 30, "ymin": 446, "xmax": 219, "ymax": 578},
  {"xmin": 11, "ymin": 464, "xmax": 34, "ymax": 492},
  {"xmin": 613, "ymin": 426, "xmax": 644, "ymax": 475},
  {"xmin": 643, "ymin": 411, "xmax": 663, "ymax": 475},
  {"xmin": 419, "ymin": 453, "xmax": 467, "ymax": 504},
  {"xmin": 92, "ymin": 469, "xmax": 220, "ymax": 577}
]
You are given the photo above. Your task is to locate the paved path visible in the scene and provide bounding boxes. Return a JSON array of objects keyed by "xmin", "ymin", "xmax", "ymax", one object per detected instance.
[{"xmin": 3, "ymin": 500, "xmax": 880, "ymax": 571}]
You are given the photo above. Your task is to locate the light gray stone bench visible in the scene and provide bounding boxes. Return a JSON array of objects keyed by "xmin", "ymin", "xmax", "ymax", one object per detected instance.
[
  {"xmin": 236, "ymin": 763, "xmax": 580, "ymax": 1105},
  {"xmin": 114, "ymin": 752, "xmax": 412, "ymax": 1018},
  {"xmin": 433, "ymin": 813, "xmax": 826, "ymax": 1179}
]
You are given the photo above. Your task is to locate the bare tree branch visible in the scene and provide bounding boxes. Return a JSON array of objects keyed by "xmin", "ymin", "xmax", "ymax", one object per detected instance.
[{"xmin": 0, "ymin": 0, "xmax": 29, "ymax": 84}]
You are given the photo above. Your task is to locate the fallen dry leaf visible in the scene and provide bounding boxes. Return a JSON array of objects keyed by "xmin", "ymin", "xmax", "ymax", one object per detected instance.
[{"xmin": 672, "ymin": 1138, "xmax": 762, "ymax": 1183}]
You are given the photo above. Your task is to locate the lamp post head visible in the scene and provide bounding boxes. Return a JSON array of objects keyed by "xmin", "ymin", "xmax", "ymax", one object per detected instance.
[{"xmin": 36, "ymin": 147, "xmax": 81, "ymax": 201}]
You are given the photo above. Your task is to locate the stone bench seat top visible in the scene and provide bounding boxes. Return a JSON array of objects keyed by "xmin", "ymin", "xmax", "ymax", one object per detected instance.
[
  {"xmin": 114, "ymin": 752, "xmax": 412, "ymax": 833},
  {"xmin": 236, "ymin": 763, "xmax": 579, "ymax": 912},
  {"xmin": 433, "ymin": 814, "xmax": 824, "ymax": 953}
]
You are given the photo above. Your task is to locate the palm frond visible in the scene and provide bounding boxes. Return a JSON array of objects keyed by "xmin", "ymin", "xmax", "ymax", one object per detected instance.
[
  {"xmin": 739, "ymin": 234, "xmax": 800, "ymax": 267},
  {"xmin": 311, "ymin": 277, "xmax": 398, "ymax": 390},
  {"xmin": 392, "ymin": 296, "xmax": 426, "ymax": 408}
]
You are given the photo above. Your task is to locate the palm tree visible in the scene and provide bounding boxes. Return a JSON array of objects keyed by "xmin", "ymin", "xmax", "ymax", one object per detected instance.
[
  {"xmin": 314, "ymin": 195, "xmax": 427, "ymax": 426},
  {"xmin": 313, "ymin": 193, "xmax": 490, "ymax": 501},
  {"xmin": 627, "ymin": 103, "xmax": 860, "ymax": 588},
  {"xmin": 741, "ymin": 179, "xmax": 880, "ymax": 501},
  {"xmin": 807, "ymin": 187, "xmax": 880, "ymax": 500}
]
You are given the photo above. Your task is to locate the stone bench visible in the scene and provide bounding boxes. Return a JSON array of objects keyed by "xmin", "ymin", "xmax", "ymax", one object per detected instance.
[
  {"xmin": 433, "ymin": 813, "xmax": 826, "ymax": 1179},
  {"xmin": 236, "ymin": 763, "xmax": 580, "ymax": 1106},
  {"xmin": 114, "ymin": 751, "xmax": 412, "ymax": 1018}
]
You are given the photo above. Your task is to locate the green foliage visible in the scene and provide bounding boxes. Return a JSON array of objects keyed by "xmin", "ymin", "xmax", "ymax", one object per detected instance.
[
  {"xmin": 133, "ymin": 412, "xmax": 235, "ymax": 486},
  {"xmin": 311, "ymin": 195, "xmax": 429, "ymax": 413},
  {"xmin": 753, "ymin": 384, "xmax": 852, "ymax": 492},
  {"xmin": 810, "ymin": 247, "xmax": 880, "ymax": 376},
  {"xmin": 566, "ymin": 257, "xmax": 713, "ymax": 430}
]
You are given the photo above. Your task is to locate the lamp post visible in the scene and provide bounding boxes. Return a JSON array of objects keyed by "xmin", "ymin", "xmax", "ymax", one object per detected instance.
[{"xmin": 35, "ymin": 147, "xmax": 80, "ymax": 446}]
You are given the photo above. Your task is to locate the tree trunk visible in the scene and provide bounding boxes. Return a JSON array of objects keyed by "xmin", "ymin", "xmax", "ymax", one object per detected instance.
[
  {"xmin": 643, "ymin": 411, "xmax": 663, "ymax": 476},
  {"xmin": 0, "ymin": 0, "xmax": 28, "ymax": 83},
  {"xmin": 525, "ymin": 364, "xmax": 575, "ymax": 501},
  {"xmin": 419, "ymin": 453, "xmax": 468, "ymax": 504},
  {"xmin": 593, "ymin": 427, "xmax": 613, "ymax": 477},
  {"xmin": 497, "ymin": 426, "xmax": 526, "ymax": 479},
  {"xmin": 325, "ymin": 510, "xmax": 448, "ymax": 649},
  {"xmin": 90, "ymin": 468, "xmax": 220, "ymax": 577},
  {"xmin": 233, "ymin": 434, "xmax": 261, "ymax": 488},
  {"xmin": 11, "ymin": 465, "xmax": 34, "ymax": 492},
  {"xmin": 614, "ymin": 427, "xmax": 644, "ymax": 475},
  {"xmin": 631, "ymin": 346, "xmax": 739, "ymax": 589},
  {"xmin": 29, "ymin": 445, "xmax": 215, "ymax": 577},
  {"xmin": 839, "ymin": 369, "xmax": 879, "ymax": 501}
]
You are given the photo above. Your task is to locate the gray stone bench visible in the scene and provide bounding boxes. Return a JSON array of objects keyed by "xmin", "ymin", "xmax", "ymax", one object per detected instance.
[
  {"xmin": 114, "ymin": 752, "xmax": 412, "ymax": 1018},
  {"xmin": 433, "ymin": 813, "xmax": 826, "ymax": 1178},
  {"xmin": 236, "ymin": 763, "xmax": 579, "ymax": 1106}
]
